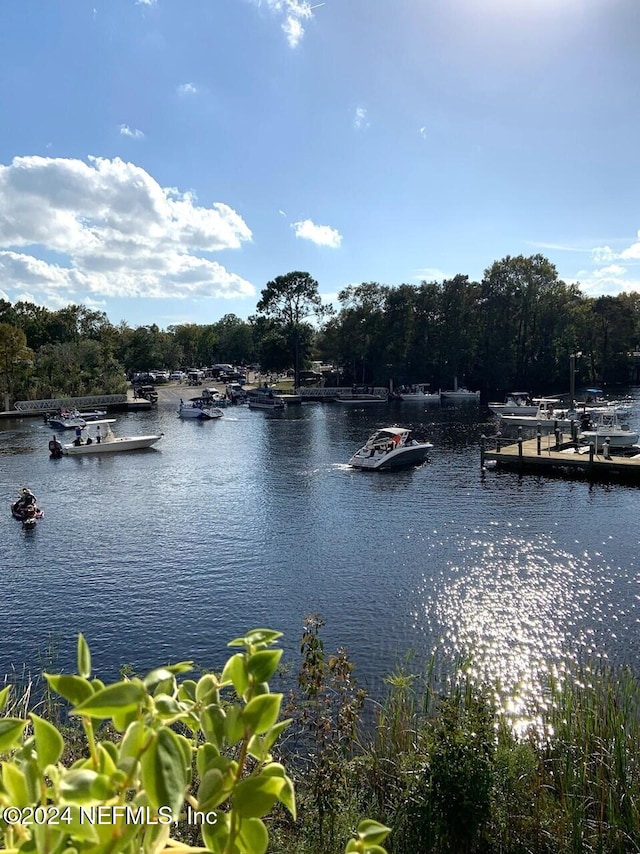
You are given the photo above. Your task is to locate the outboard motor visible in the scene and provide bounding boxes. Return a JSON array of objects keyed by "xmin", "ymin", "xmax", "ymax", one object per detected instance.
[{"xmin": 48, "ymin": 437, "xmax": 63, "ymax": 458}]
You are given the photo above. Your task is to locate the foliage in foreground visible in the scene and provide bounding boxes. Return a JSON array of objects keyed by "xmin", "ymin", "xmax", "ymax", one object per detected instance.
[{"xmin": 0, "ymin": 630, "xmax": 390, "ymax": 854}]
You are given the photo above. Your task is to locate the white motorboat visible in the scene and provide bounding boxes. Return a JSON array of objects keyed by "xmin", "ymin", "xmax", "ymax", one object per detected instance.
[
  {"xmin": 52, "ymin": 420, "xmax": 163, "ymax": 455},
  {"xmin": 579, "ymin": 411, "xmax": 640, "ymax": 449},
  {"xmin": 441, "ymin": 386, "xmax": 480, "ymax": 401},
  {"xmin": 178, "ymin": 400, "xmax": 223, "ymax": 420},
  {"xmin": 398, "ymin": 384, "xmax": 441, "ymax": 402},
  {"xmin": 46, "ymin": 408, "xmax": 107, "ymax": 429},
  {"xmin": 349, "ymin": 426, "xmax": 433, "ymax": 470},
  {"xmin": 499, "ymin": 401, "xmax": 585, "ymax": 431},
  {"xmin": 247, "ymin": 394, "xmax": 286, "ymax": 411},
  {"xmin": 488, "ymin": 392, "xmax": 544, "ymax": 416}
]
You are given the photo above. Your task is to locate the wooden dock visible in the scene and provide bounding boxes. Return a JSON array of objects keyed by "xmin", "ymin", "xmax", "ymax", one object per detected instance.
[{"xmin": 481, "ymin": 433, "xmax": 640, "ymax": 482}]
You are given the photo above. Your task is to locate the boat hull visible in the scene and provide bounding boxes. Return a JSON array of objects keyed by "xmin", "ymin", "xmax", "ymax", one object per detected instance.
[
  {"xmin": 248, "ymin": 399, "xmax": 286, "ymax": 411},
  {"xmin": 62, "ymin": 435, "xmax": 163, "ymax": 454},
  {"xmin": 349, "ymin": 444, "xmax": 433, "ymax": 470},
  {"xmin": 579, "ymin": 430, "xmax": 640, "ymax": 449}
]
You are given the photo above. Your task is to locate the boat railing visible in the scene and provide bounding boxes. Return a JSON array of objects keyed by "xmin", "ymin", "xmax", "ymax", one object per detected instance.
[{"xmin": 14, "ymin": 394, "xmax": 127, "ymax": 413}]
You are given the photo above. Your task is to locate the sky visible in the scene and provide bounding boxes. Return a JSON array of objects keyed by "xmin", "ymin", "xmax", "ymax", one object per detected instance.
[{"xmin": 1, "ymin": 0, "xmax": 640, "ymax": 330}]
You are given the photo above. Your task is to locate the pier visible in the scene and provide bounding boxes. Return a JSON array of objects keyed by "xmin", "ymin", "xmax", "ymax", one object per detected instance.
[{"xmin": 481, "ymin": 431, "xmax": 640, "ymax": 482}]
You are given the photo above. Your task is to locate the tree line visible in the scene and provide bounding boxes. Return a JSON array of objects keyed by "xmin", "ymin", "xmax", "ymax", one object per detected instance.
[{"xmin": 1, "ymin": 254, "xmax": 640, "ymax": 404}]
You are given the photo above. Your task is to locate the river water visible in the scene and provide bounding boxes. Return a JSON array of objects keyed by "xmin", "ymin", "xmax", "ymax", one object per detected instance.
[{"xmin": 2, "ymin": 393, "xmax": 640, "ymax": 720}]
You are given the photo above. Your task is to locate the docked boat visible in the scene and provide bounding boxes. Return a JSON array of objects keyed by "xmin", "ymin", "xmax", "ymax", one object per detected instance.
[
  {"xmin": 247, "ymin": 390, "xmax": 286, "ymax": 411},
  {"xmin": 178, "ymin": 399, "xmax": 223, "ymax": 420},
  {"xmin": 336, "ymin": 387, "xmax": 388, "ymax": 404},
  {"xmin": 579, "ymin": 411, "xmax": 640, "ymax": 449},
  {"xmin": 349, "ymin": 426, "xmax": 433, "ymax": 470},
  {"xmin": 441, "ymin": 386, "xmax": 480, "ymax": 401},
  {"xmin": 398, "ymin": 384, "xmax": 441, "ymax": 402},
  {"xmin": 11, "ymin": 488, "xmax": 43, "ymax": 528},
  {"xmin": 52, "ymin": 420, "xmax": 163, "ymax": 455},
  {"xmin": 488, "ymin": 392, "xmax": 543, "ymax": 417},
  {"xmin": 498, "ymin": 401, "xmax": 585, "ymax": 431},
  {"xmin": 46, "ymin": 408, "xmax": 106, "ymax": 429}
]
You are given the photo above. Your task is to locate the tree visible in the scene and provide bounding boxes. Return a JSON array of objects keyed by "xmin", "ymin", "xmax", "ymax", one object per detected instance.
[
  {"xmin": 256, "ymin": 272, "xmax": 325, "ymax": 387},
  {"xmin": 0, "ymin": 323, "xmax": 34, "ymax": 404}
]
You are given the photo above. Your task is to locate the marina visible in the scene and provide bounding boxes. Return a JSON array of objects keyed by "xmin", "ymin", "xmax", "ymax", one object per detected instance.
[{"xmin": 3, "ymin": 391, "xmax": 640, "ymax": 718}]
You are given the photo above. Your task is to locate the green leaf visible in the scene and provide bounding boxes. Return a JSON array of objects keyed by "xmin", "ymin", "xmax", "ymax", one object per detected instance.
[
  {"xmin": 228, "ymin": 629, "xmax": 283, "ymax": 648},
  {"xmin": 233, "ymin": 774, "xmax": 285, "ymax": 818},
  {"xmin": 178, "ymin": 679, "xmax": 197, "ymax": 702},
  {"xmin": 29, "ymin": 712, "xmax": 64, "ymax": 770},
  {"xmin": 72, "ymin": 680, "xmax": 146, "ymax": 718},
  {"xmin": 241, "ymin": 694, "xmax": 282, "ymax": 735},
  {"xmin": 59, "ymin": 769, "xmax": 114, "ymax": 801},
  {"xmin": 118, "ymin": 720, "xmax": 151, "ymax": 763},
  {"xmin": 2, "ymin": 762, "xmax": 29, "ymax": 806},
  {"xmin": 196, "ymin": 742, "xmax": 220, "ymax": 779},
  {"xmin": 237, "ymin": 817, "xmax": 269, "ymax": 854},
  {"xmin": 140, "ymin": 726, "xmax": 188, "ymax": 816},
  {"xmin": 0, "ymin": 718, "xmax": 27, "ymax": 754},
  {"xmin": 201, "ymin": 810, "xmax": 229, "ymax": 854},
  {"xmin": 0, "ymin": 685, "xmax": 11, "ymax": 714},
  {"xmin": 200, "ymin": 704, "xmax": 226, "ymax": 748},
  {"xmin": 356, "ymin": 819, "xmax": 392, "ymax": 846},
  {"xmin": 220, "ymin": 653, "xmax": 249, "ymax": 697},
  {"xmin": 45, "ymin": 674, "xmax": 94, "ymax": 706},
  {"xmin": 197, "ymin": 768, "xmax": 227, "ymax": 812},
  {"xmin": 223, "ymin": 705, "xmax": 244, "ymax": 746},
  {"xmin": 77, "ymin": 634, "xmax": 91, "ymax": 679},
  {"xmin": 195, "ymin": 674, "xmax": 220, "ymax": 705},
  {"xmin": 247, "ymin": 649, "xmax": 282, "ymax": 683}
]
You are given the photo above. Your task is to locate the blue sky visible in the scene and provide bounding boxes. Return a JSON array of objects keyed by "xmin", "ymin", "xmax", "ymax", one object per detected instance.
[{"xmin": 1, "ymin": 0, "xmax": 639, "ymax": 329}]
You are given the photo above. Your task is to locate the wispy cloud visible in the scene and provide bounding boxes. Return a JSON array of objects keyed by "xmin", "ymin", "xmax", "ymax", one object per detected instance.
[
  {"xmin": 418, "ymin": 127, "xmax": 427, "ymax": 139},
  {"xmin": 119, "ymin": 124, "xmax": 145, "ymax": 139},
  {"xmin": 0, "ymin": 155, "xmax": 255, "ymax": 307},
  {"xmin": 353, "ymin": 107, "xmax": 369, "ymax": 130},
  {"xmin": 135, "ymin": 0, "xmax": 157, "ymax": 6},
  {"xmin": 292, "ymin": 218, "xmax": 342, "ymax": 248},
  {"xmin": 253, "ymin": 0, "xmax": 317, "ymax": 48},
  {"xmin": 412, "ymin": 267, "xmax": 449, "ymax": 281},
  {"xmin": 177, "ymin": 82, "xmax": 197, "ymax": 96}
]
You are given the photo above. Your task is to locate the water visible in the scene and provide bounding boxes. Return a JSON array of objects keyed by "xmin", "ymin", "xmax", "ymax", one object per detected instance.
[{"xmin": 2, "ymin": 394, "xmax": 640, "ymax": 721}]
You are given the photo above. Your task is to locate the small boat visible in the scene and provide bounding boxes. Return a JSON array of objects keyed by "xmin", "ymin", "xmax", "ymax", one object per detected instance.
[
  {"xmin": 11, "ymin": 488, "xmax": 43, "ymax": 528},
  {"xmin": 441, "ymin": 387, "xmax": 480, "ymax": 401},
  {"xmin": 52, "ymin": 420, "xmax": 163, "ymax": 455},
  {"xmin": 247, "ymin": 391, "xmax": 286, "ymax": 411},
  {"xmin": 398, "ymin": 384, "xmax": 441, "ymax": 402},
  {"xmin": 579, "ymin": 411, "xmax": 640, "ymax": 449},
  {"xmin": 46, "ymin": 408, "xmax": 106, "ymax": 429},
  {"xmin": 348, "ymin": 426, "xmax": 433, "ymax": 470},
  {"xmin": 336, "ymin": 387, "xmax": 388, "ymax": 404},
  {"xmin": 178, "ymin": 400, "xmax": 223, "ymax": 420},
  {"xmin": 499, "ymin": 400, "xmax": 586, "ymax": 431},
  {"xmin": 488, "ymin": 392, "xmax": 542, "ymax": 417}
]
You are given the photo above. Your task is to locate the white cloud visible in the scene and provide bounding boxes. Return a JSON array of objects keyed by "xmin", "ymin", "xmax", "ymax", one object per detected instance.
[
  {"xmin": 353, "ymin": 107, "xmax": 369, "ymax": 130},
  {"xmin": 119, "ymin": 124, "xmax": 145, "ymax": 139},
  {"xmin": 291, "ymin": 219, "xmax": 342, "ymax": 248},
  {"xmin": 136, "ymin": 0, "xmax": 157, "ymax": 6},
  {"xmin": 413, "ymin": 267, "xmax": 449, "ymax": 281},
  {"xmin": 591, "ymin": 245, "xmax": 617, "ymax": 264},
  {"xmin": 0, "ymin": 155, "xmax": 255, "ymax": 305},
  {"xmin": 418, "ymin": 127, "xmax": 427, "ymax": 139},
  {"xmin": 177, "ymin": 82, "xmax": 197, "ymax": 96},
  {"xmin": 253, "ymin": 0, "xmax": 317, "ymax": 48}
]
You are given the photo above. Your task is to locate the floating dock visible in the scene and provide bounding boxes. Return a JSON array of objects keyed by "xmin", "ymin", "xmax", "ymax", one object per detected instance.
[{"xmin": 481, "ymin": 433, "xmax": 640, "ymax": 482}]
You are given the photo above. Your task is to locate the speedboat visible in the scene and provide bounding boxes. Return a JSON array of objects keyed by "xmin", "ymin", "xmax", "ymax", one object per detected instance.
[
  {"xmin": 348, "ymin": 426, "xmax": 433, "ymax": 470},
  {"xmin": 579, "ymin": 411, "xmax": 640, "ymax": 449},
  {"xmin": 46, "ymin": 408, "xmax": 106, "ymax": 429},
  {"xmin": 178, "ymin": 400, "xmax": 223, "ymax": 420},
  {"xmin": 11, "ymin": 488, "xmax": 43, "ymax": 528},
  {"xmin": 53, "ymin": 420, "xmax": 163, "ymax": 455}
]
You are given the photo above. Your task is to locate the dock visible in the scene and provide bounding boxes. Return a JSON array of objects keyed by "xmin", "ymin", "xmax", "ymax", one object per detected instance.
[{"xmin": 482, "ymin": 432, "xmax": 640, "ymax": 482}]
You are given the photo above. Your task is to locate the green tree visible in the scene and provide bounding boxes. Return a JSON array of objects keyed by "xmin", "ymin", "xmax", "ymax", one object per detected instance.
[
  {"xmin": 256, "ymin": 272, "xmax": 325, "ymax": 387},
  {"xmin": 0, "ymin": 323, "xmax": 33, "ymax": 404}
]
